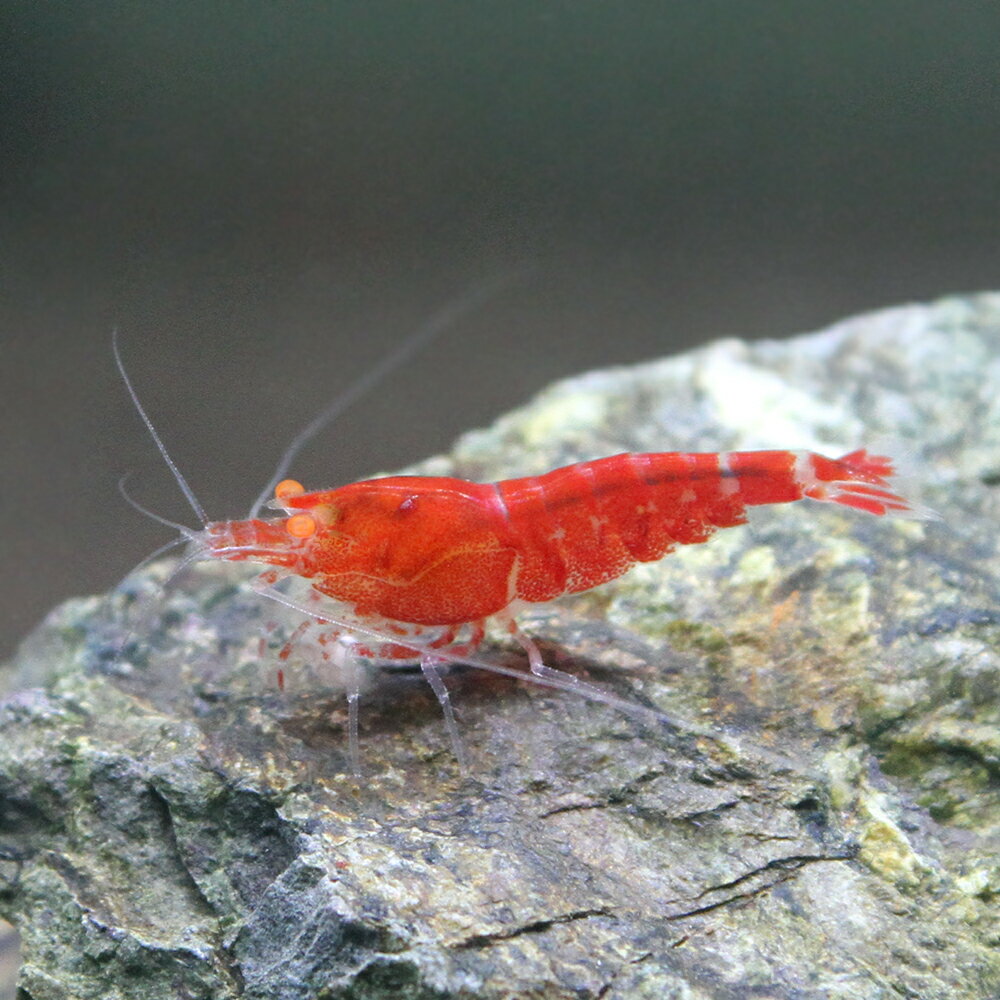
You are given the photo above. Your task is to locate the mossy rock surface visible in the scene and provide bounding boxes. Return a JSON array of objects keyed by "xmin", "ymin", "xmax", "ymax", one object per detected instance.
[{"xmin": 3, "ymin": 295, "xmax": 999, "ymax": 999}]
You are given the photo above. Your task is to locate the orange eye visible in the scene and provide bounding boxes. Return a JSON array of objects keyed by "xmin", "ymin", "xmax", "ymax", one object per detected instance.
[
  {"xmin": 275, "ymin": 479, "xmax": 305, "ymax": 502},
  {"xmin": 286, "ymin": 513, "xmax": 317, "ymax": 538}
]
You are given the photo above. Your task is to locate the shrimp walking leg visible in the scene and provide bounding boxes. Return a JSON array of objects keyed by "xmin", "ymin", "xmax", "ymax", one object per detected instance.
[
  {"xmin": 251, "ymin": 573, "xmax": 473, "ymax": 767},
  {"xmin": 496, "ymin": 611, "xmax": 645, "ymax": 717},
  {"xmin": 419, "ymin": 656, "xmax": 467, "ymax": 771},
  {"xmin": 249, "ymin": 575, "xmax": 682, "ymax": 749},
  {"xmin": 279, "ymin": 619, "xmax": 315, "ymax": 663},
  {"xmin": 251, "ymin": 572, "xmax": 362, "ymax": 769},
  {"xmin": 330, "ymin": 636, "xmax": 362, "ymax": 775}
]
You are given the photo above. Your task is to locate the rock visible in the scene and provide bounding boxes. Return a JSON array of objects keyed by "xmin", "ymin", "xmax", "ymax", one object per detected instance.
[{"xmin": 2, "ymin": 294, "xmax": 998, "ymax": 999}]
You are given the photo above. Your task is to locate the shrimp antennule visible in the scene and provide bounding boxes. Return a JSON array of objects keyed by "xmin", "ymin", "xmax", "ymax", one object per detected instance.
[
  {"xmin": 113, "ymin": 328, "xmax": 209, "ymax": 528},
  {"xmin": 117, "ymin": 474, "xmax": 203, "ymax": 543}
]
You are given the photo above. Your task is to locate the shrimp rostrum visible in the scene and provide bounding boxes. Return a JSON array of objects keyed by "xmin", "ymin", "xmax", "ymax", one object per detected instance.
[{"xmin": 114, "ymin": 332, "xmax": 926, "ymax": 771}]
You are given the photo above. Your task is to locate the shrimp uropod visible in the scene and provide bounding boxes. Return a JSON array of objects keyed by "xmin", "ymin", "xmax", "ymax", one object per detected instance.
[{"xmin": 112, "ymin": 325, "xmax": 928, "ymax": 773}]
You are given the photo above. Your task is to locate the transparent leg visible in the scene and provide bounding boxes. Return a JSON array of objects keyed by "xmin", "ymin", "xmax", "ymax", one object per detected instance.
[
  {"xmin": 499, "ymin": 613, "xmax": 634, "ymax": 708},
  {"xmin": 420, "ymin": 655, "xmax": 468, "ymax": 771},
  {"xmin": 332, "ymin": 636, "xmax": 362, "ymax": 776},
  {"xmin": 251, "ymin": 573, "xmax": 473, "ymax": 770},
  {"xmin": 249, "ymin": 576, "xmax": 682, "ymax": 755}
]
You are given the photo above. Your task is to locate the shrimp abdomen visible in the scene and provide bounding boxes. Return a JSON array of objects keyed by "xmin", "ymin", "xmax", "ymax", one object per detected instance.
[
  {"xmin": 500, "ymin": 449, "xmax": 918, "ymax": 604},
  {"xmin": 499, "ymin": 452, "xmax": 750, "ymax": 602}
]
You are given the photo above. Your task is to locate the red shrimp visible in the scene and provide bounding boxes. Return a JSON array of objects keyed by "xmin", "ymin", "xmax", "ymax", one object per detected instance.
[
  {"xmin": 112, "ymin": 324, "xmax": 925, "ymax": 772},
  {"xmin": 213, "ymin": 448, "xmax": 915, "ymax": 630}
]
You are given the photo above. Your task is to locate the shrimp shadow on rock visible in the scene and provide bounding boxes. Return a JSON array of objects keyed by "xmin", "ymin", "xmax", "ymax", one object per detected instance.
[{"xmin": 270, "ymin": 627, "xmax": 696, "ymax": 783}]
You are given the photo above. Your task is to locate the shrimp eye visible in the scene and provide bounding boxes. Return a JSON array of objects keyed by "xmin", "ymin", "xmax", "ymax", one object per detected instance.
[
  {"xmin": 275, "ymin": 479, "xmax": 306, "ymax": 502},
  {"xmin": 286, "ymin": 513, "xmax": 317, "ymax": 538}
]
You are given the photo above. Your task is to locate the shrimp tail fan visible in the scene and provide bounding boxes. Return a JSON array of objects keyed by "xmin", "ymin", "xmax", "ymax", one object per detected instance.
[{"xmin": 808, "ymin": 448, "xmax": 940, "ymax": 521}]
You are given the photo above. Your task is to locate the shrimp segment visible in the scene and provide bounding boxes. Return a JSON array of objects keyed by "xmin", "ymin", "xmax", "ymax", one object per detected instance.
[{"xmin": 204, "ymin": 448, "xmax": 919, "ymax": 636}]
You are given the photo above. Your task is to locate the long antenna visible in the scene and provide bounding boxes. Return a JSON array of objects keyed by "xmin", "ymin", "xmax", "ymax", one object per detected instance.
[
  {"xmin": 113, "ymin": 328, "xmax": 210, "ymax": 527},
  {"xmin": 247, "ymin": 269, "xmax": 528, "ymax": 519}
]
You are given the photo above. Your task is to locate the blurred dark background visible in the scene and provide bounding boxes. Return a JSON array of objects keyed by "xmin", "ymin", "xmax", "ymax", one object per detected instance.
[{"xmin": 2, "ymin": 3, "xmax": 999, "ymax": 660}]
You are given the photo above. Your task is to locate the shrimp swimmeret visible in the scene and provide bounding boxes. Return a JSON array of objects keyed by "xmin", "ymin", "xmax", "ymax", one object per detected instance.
[{"xmin": 113, "ymin": 331, "xmax": 927, "ymax": 772}]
